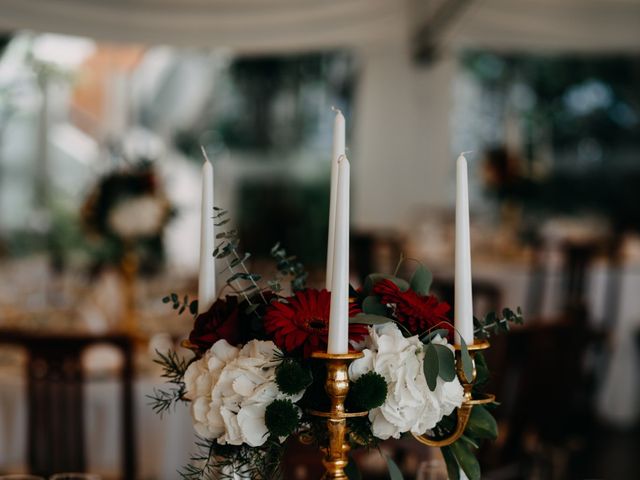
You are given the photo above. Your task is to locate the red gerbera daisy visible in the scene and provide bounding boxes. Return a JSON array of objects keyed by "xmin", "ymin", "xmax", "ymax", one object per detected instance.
[
  {"xmin": 263, "ymin": 288, "xmax": 368, "ymax": 357},
  {"xmin": 373, "ymin": 279, "xmax": 452, "ymax": 336}
]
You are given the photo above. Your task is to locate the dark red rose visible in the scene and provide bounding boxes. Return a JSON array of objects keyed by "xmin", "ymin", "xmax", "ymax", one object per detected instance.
[
  {"xmin": 188, "ymin": 296, "xmax": 242, "ymax": 351},
  {"xmin": 373, "ymin": 279, "xmax": 452, "ymax": 336},
  {"xmin": 263, "ymin": 288, "xmax": 368, "ymax": 357}
]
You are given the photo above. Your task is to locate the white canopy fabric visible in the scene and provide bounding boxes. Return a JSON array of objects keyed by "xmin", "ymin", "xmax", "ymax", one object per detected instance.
[
  {"xmin": 0, "ymin": 0, "xmax": 406, "ymax": 52},
  {"xmin": 1, "ymin": 0, "xmax": 640, "ymax": 53}
]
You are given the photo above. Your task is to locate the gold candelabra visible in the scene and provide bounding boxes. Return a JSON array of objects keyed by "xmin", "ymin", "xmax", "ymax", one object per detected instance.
[
  {"xmin": 311, "ymin": 340, "xmax": 494, "ymax": 478},
  {"xmin": 309, "ymin": 352, "xmax": 368, "ymax": 480}
]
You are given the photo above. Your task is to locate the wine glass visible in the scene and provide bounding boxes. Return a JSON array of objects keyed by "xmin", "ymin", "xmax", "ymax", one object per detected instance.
[
  {"xmin": 417, "ymin": 460, "xmax": 448, "ymax": 480},
  {"xmin": 49, "ymin": 475, "xmax": 101, "ymax": 480}
]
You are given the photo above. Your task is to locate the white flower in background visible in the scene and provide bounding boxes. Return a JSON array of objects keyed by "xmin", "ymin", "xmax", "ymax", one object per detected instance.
[
  {"xmin": 107, "ymin": 194, "xmax": 167, "ymax": 238},
  {"xmin": 349, "ymin": 323, "xmax": 463, "ymax": 440},
  {"xmin": 183, "ymin": 339, "xmax": 304, "ymax": 447}
]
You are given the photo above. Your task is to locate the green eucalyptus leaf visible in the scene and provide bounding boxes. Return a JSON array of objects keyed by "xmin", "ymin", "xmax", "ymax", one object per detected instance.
[
  {"xmin": 410, "ymin": 264, "xmax": 432, "ymax": 295},
  {"xmin": 450, "ymin": 440, "xmax": 481, "ymax": 480},
  {"xmin": 459, "ymin": 337, "xmax": 474, "ymax": 382},
  {"xmin": 362, "ymin": 296, "xmax": 388, "ymax": 315},
  {"xmin": 433, "ymin": 344, "xmax": 456, "ymax": 381},
  {"xmin": 441, "ymin": 446, "xmax": 460, "ymax": 480},
  {"xmin": 189, "ymin": 300, "xmax": 198, "ymax": 315},
  {"xmin": 423, "ymin": 344, "xmax": 439, "ymax": 391},
  {"xmin": 349, "ymin": 314, "xmax": 392, "ymax": 325},
  {"xmin": 385, "ymin": 456, "xmax": 404, "ymax": 480},
  {"xmin": 422, "ymin": 328, "xmax": 451, "ymax": 343},
  {"xmin": 465, "ymin": 405, "xmax": 498, "ymax": 440}
]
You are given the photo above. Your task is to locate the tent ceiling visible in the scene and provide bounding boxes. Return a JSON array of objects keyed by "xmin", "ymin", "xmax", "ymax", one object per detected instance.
[{"xmin": 0, "ymin": 0, "xmax": 639, "ymax": 54}]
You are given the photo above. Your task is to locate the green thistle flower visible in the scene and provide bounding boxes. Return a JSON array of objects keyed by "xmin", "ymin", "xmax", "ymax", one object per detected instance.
[
  {"xmin": 350, "ymin": 371, "xmax": 388, "ymax": 410},
  {"xmin": 265, "ymin": 399, "xmax": 300, "ymax": 438},
  {"xmin": 275, "ymin": 359, "xmax": 312, "ymax": 395}
]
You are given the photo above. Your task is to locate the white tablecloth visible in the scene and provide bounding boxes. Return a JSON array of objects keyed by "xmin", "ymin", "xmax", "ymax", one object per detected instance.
[{"xmin": 0, "ymin": 373, "xmax": 197, "ymax": 479}]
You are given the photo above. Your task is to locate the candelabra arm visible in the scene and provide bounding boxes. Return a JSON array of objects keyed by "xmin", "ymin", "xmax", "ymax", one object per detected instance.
[{"xmin": 413, "ymin": 339, "xmax": 495, "ymax": 447}]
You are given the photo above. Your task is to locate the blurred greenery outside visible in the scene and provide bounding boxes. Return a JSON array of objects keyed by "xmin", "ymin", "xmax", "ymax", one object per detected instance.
[
  {"xmin": 3, "ymin": 40, "xmax": 640, "ymax": 268},
  {"xmin": 461, "ymin": 52, "xmax": 640, "ymax": 232}
]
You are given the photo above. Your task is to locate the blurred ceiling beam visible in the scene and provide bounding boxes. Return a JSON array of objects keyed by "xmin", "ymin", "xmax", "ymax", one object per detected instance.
[{"xmin": 412, "ymin": 0, "xmax": 475, "ymax": 64}]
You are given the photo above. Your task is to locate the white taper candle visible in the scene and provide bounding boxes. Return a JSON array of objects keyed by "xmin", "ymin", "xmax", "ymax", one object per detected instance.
[
  {"xmin": 327, "ymin": 155, "xmax": 350, "ymax": 354},
  {"xmin": 198, "ymin": 148, "xmax": 216, "ymax": 315},
  {"xmin": 454, "ymin": 152, "xmax": 474, "ymax": 345},
  {"xmin": 326, "ymin": 108, "xmax": 345, "ymax": 290}
]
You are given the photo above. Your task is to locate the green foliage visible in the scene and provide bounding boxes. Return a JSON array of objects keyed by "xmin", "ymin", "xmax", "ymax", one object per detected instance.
[
  {"xmin": 148, "ymin": 350, "xmax": 190, "ymax": 416},
  {"xmin": 450, "ymin": 439, "xmax": 481, "ymax": 480},
  {"xmin": 349, "ymin": 372, "xmax": 387, "ymax": 410},
  {"xmin": 441, "ymin": 445, "xmax": 460, "ymax": 480},
  {"xmin": 474, "ymin": 307, "xmax": 524, "ymax": 339},
  {"xmin": 213, "ymin": 208, "xmax": 269, "ymax": 310},
  {"xmin": 385, "ymin": 455, "xmax": 404, "ymax": 480},
  {"xmin": 179, "ymin": 438, "xmax": 283, "ymax": 480},
  {"xmin": 362, "ymin": 295, "xmax": 388, "ymax": 316},
  {"xmin": 270, "ymin": 242, "xmax": 308, "ymax": 292},
  {"xmin": 423, "ymin": 343, "xmax": 456, "ymax": 391},
  {"xmin": 409, "ymin": 264, "xmax": 432, "ymax": 295},
  {"xmin": 163, "ymin": 293, "xmax": 198, "ymax": 316},
  {"xmin": 265, "ymin": 399, "xmax": 300, "ymax": 438},
  {"xmin": 349, "ymin": 313, "xmax": 392, "ymax": 326},
  {"xmin": 465, "ymin": 405, "xmax": 498, "ymax": 440},
  {"xmin": 275, "ymin": 359, "xmax": 312, "ymax": 395},
  {"xmin": 459, "ymin": 338, "xmax": 474, "ymax": 382}
]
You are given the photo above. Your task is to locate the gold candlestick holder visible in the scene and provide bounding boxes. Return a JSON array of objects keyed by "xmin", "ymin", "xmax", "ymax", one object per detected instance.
[
  {"xmin": 413, "ymin": 339, "xmax": 495, "ymax": 446},
  {"xmin": 309, "ymin": 351, "xmax": 368, "ymax": 480}
]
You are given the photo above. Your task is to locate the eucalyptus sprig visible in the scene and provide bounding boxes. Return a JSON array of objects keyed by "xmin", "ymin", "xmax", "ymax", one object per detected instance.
[
  {"xmin": 162, "ymin": 293, "xmax": 198, "ymax": 316},
  {"xmin": 269, "ymin": 242, "xmax": 308, "ymax": 293},
  {"xmin": 474, "ymin": 307, "xmax": 524, "ymax": 339}
]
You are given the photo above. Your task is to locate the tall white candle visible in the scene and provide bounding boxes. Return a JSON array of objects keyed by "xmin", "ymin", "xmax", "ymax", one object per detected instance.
[
  {"xmin": 327, "ymin": 155, "xmax": 350, "ymax": 354},
  {"xmin": 326, "ymin": 108, "xmax": 345, "ymax": 290},
  {"xmin": 454, "ymin": 152, "xmax": 474, "ymax": 345},
  {"xmin": 198, "ymin": 148, "xmax": 216, "ymax": 315}
]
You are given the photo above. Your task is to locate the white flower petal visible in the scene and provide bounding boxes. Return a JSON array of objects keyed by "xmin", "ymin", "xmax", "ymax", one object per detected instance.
[{"xmin": 237, "ymin": 404, "xmax": 269, "ymax": 447}]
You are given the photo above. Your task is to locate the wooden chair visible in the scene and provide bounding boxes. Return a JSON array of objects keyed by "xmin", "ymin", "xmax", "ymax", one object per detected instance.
[{"xmin": 0, "ymin": 329, "xmax": 136, "ymax": 479}]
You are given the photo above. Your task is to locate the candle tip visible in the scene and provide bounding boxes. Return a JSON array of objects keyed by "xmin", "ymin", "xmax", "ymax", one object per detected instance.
[
  {"xmin": 331, "ymin": 106, "xmax": 343, "ymax": 116},
  {"xmin": 201, "ymin": 146, "xmax": 212, "ymax": 164}
]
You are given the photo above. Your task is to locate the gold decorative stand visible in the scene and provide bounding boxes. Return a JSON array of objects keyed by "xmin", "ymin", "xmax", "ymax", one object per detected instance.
[
  {"xmin": 309, "ymin": 352, "xmax": 368, "ymax": 480},
  {"xmin": 311, "ymin": 340, "xmax": 495, "ymax": 478}
]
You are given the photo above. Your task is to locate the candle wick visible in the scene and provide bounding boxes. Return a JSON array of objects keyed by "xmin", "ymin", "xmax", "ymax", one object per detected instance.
[
  {"xmin": 331, "ymin": 106, "xmax": 342, "ymax": 115},
  {"xmin": 201, "ymin": 145, "xmax": 212, "ymax": 164},
  {"xmin": 337, "ymin": 154, "xmax": 347, "ymax": 164}
]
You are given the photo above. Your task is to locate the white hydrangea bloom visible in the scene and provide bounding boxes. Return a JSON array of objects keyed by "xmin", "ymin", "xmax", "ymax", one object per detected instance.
[
  {"xmin": 107, "ymin": 194, "xmax": 167, "ymax": 238},
  {"xmin": 349, "ymin": 323, "xmax": 464, "ymax": 440},
  {"xmin": 183, "ymin": 339, "xmax": 304, "ymax": 447}
]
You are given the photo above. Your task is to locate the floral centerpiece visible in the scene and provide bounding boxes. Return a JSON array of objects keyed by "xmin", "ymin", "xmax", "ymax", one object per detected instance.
[
  {"xmin": 81, "ymin": 160, "xmax": 173, "ymax": 273},
  {"xmin": 151, "ymin": 213, "xmax": 523, "ymax": 480}
]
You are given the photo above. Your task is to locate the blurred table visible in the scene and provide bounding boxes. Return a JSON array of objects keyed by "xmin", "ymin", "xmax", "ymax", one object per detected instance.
[{"xmin": 0, "ymin": 368, "xmax": 196, "ymax": 479}]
